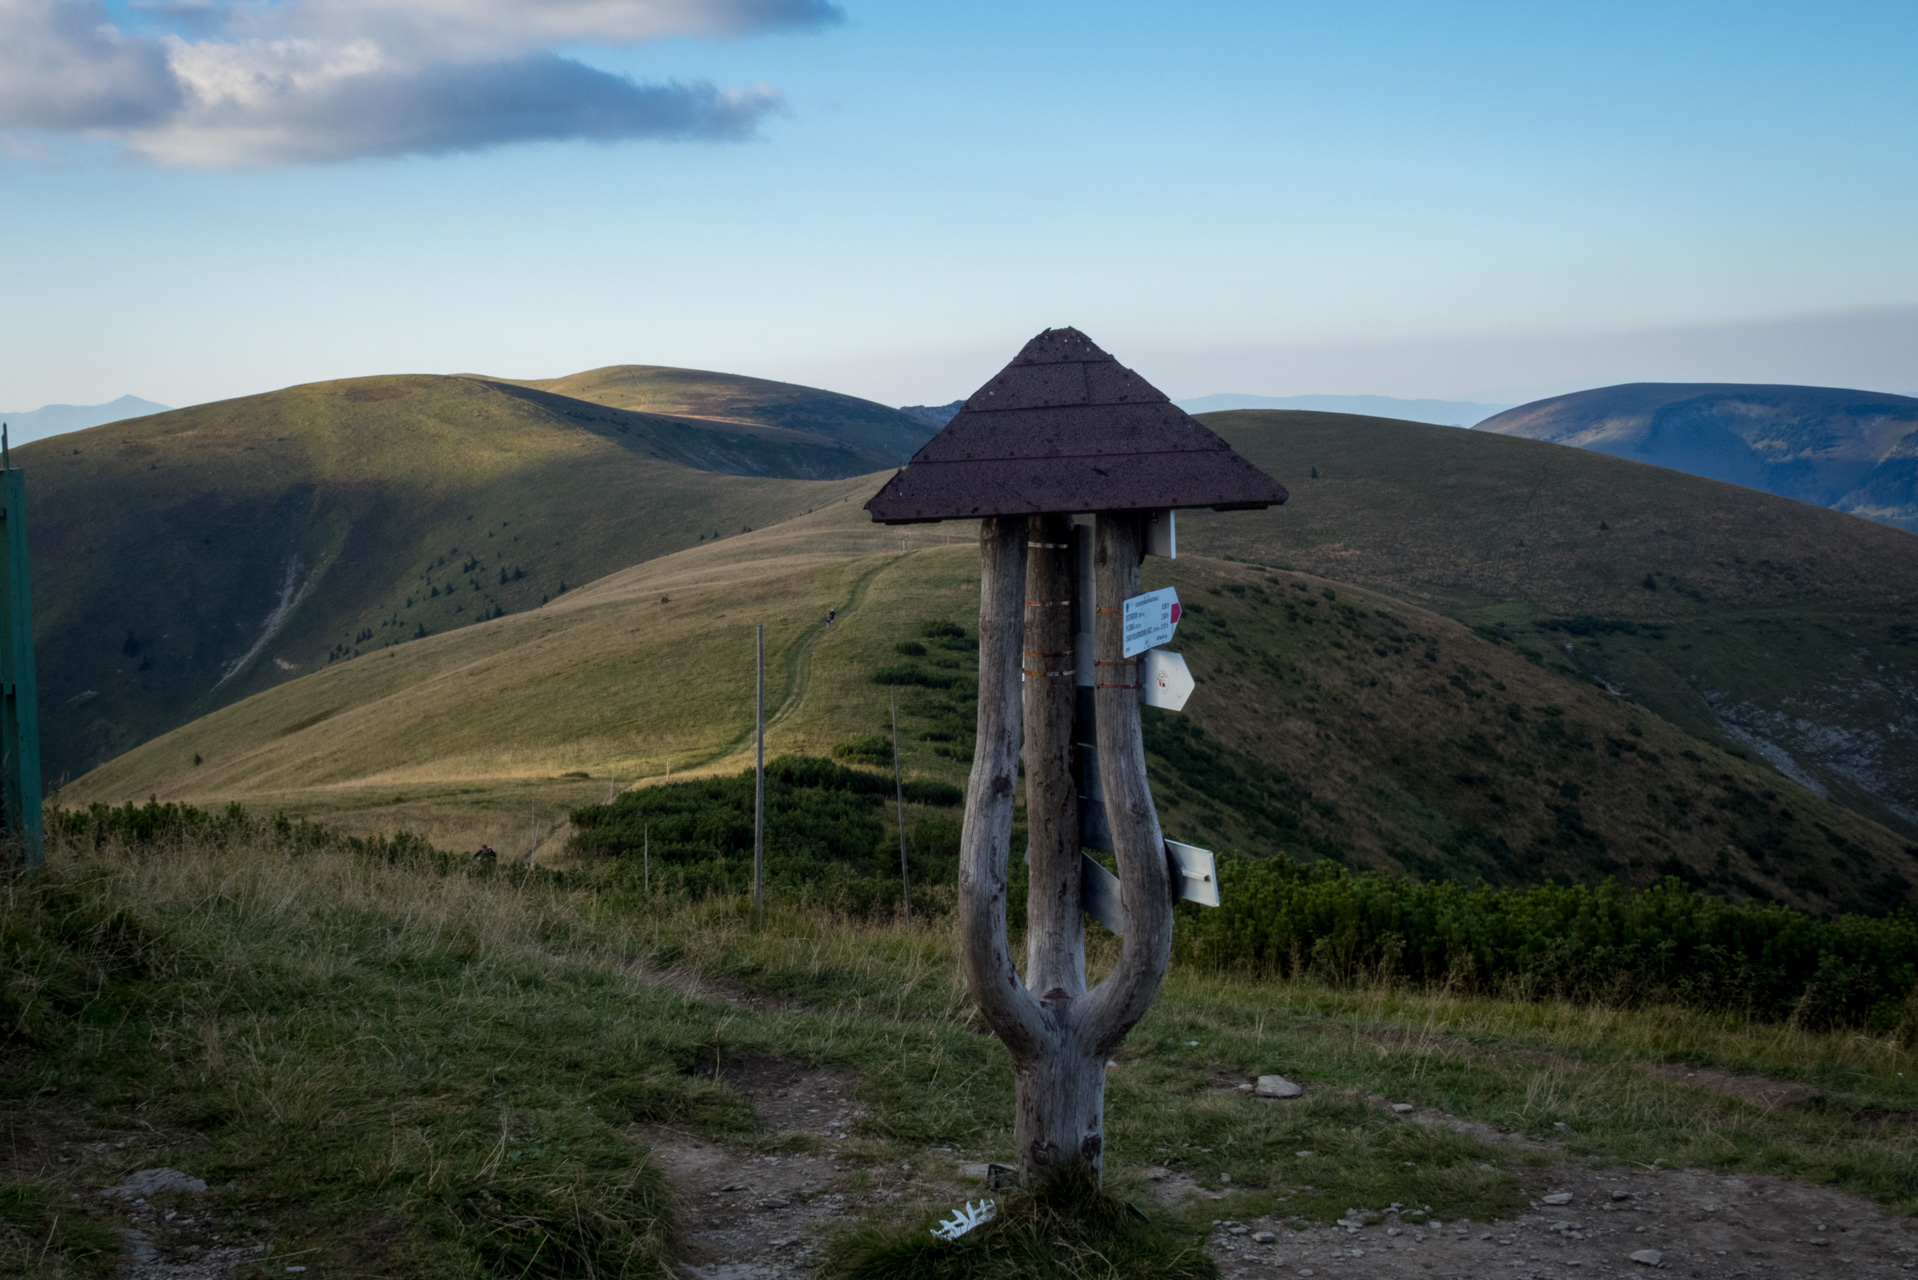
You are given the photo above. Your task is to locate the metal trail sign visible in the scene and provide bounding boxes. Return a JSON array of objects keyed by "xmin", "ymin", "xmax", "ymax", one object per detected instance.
[
  {"xmin": 1139, "ymin": 649, "xmax": 1193, "ymax": 712},
  {"xmin": 1121, "ymin": 587, "xmax": 1180, "ymax": 657}
]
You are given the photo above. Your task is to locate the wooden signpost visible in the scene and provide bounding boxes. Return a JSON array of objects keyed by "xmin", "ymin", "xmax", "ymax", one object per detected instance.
[{"xmin": 867, "ymin": 329, "xmax": 1285, "ymax": 1185}]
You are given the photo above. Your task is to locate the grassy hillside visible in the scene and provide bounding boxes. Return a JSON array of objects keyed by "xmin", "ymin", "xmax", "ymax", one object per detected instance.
[
  {"xmin": 1477, "ymin": 383, "xmax": 1918, "ymax": 531},
  {"xmin": 21, "ymin": 370, "xmax": 921, "ymax": 783},
  {"xmin": 1181, "ymin": 410, "xmax": 1918, "ymax": 840},
  {"xmin": 58, "ymin": 491, "xmax": 1918, "ymax": 913},
  {"xmin": 500, "ymin": 364, "xmax": 934, "ymax": 469},
  {"xmin": 17, "ymin": 826, "xmax": 1918, "ymax": 1276}
]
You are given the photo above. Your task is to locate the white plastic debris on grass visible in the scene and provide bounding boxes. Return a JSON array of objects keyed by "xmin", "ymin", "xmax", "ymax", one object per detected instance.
[{"xmin": 930, "ymin": 1199, "xmax": 997, "ymax": 1241}]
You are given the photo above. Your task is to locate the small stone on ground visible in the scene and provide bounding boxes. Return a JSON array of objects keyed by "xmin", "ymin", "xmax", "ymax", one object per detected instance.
[{"xmin": 1254, "ymin": 1074, "xmax": 1304, "ymax": 1098}]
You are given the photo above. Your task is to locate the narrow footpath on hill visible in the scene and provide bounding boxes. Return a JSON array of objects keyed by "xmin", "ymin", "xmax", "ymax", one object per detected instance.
[{"xmin": 686, "ymin": 551, "xmax": 906, "ymax": 776}]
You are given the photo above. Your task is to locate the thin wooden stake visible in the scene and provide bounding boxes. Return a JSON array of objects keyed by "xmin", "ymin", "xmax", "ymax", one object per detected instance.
[{"xmin": 891, "ymin": 685, "xmax": 910, "ymax": 922}]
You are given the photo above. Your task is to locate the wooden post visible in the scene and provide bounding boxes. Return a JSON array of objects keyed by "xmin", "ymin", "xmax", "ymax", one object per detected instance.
[
  {"xmin": 891, "ymin": 685, "xmax": 910, "ymax": 922},
  {"xmin": 754, "ymin": 623, "xmax": 765, "ymax": 917},
  {"xmin": 1023, "ymin": 513, "xmax": 1083, "ymax": 999},
  {"xmin": 957, "ymin": 517, "xmax": 1044, "ymax": 1072},
  {"xmin": 957, "ymin": 511, "xmax": 1175, "ymax": 1188},
  {"xmin": 1081, "ymin": 512, "xmax": 1175, "ymax": 1037},
  {"xmin": 870, "ymin": 327, "xmax": 1283, "ymax": 1194}
]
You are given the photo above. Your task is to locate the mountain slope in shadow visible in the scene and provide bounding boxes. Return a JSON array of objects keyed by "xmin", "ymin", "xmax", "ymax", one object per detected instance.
[{"xmin": 1478, "ymin": 383, "xmax": 1918, "ymax": 531}]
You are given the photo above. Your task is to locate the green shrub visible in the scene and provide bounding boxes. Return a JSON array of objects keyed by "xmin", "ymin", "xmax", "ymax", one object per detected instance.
[
  {"xmin": 895, "ymin": 641, "xmax": 928, "ymax": 656},
  {"xmin": 1178, "ymin": 856, "xmax": 1918, "ymax": 1028},
  {"xmin": 834, "ymin": 735, "xmax": 893, "ymax": 767},
  {"xmin": 873, "ymin": 665, "xmax": 957, "ymax": 689},
  {"xmin": 568, "ymin": 756, "xmax": 960, "ymax": 913}
]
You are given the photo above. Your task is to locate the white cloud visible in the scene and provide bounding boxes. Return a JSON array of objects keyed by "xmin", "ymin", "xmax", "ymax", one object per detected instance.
[
  {"xmin": 0, "ymin": 0, "xmax": 181, "ymax": 129},
  {"xmin": 0, "ymin": 0, "xmax": 834, "ymax": 166}
]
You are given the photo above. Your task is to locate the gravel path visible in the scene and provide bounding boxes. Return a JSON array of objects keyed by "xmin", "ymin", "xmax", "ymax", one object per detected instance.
[{"xmin": 1200, "ymin": 1162, "xmax": 1918, "ymax": 1279}]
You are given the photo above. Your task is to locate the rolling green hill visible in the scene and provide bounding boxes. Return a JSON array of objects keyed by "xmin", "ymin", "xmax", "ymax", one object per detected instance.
[
  {"xmin": 21, "ymin": 369, "xmax": 920, "ymax": 782},
  {"xmin": 59, "ymin": 489, "xmax": 1918, "ymax": 915},
  {"xmin": 1477, "ymin": 383, "xmax": 1918, "ymax": 531},
  {"xmin": 1180, "ymin": 410, "xmax": 1918, "ymax": 838},
  {"xmin": 496, "ymin": 364, "xmax": 935, "ymax": 470}
]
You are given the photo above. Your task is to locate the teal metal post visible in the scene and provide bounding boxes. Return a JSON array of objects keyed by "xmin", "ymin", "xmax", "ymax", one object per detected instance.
[{"xmin": 0, "ymin": 433, "xmax": 43, "ymax": 867}]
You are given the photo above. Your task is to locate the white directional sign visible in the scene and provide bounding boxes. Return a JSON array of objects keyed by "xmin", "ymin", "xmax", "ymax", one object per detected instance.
[
  {"xmin": 1139, "ymin": 649, "xmax": 1194, "ymax": 712},
  {"xmin": 1167, "ymin": 840, "xmax": 1220, "ymax": 907},
  {"xmin": 1122, "ymin": 587, "xmax": 1181, "ymax": 658}
]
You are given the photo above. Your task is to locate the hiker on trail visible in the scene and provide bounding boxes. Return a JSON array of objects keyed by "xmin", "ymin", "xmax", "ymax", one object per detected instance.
[{"xmin": 826, "ymin": 608, "xmax": 836, "ymax": 627}]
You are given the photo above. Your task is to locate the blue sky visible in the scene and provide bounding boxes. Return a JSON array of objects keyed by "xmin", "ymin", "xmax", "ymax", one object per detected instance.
[{"xmin": 2, "ymin": 0, "xmax": 1914, "ymax": 411}]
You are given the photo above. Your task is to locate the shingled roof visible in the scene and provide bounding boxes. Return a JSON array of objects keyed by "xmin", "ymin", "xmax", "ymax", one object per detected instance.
[{"xmin": 866, "ymin": 327, "xmax": 1287, "ymax": 524}]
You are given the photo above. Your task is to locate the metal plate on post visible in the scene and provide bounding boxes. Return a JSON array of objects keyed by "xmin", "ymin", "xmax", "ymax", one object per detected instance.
[
  {"xmin": 1081, "ymin": 852, "xmax": 1124, "ymax": 934},
  {"xmin": 1076, "ymin": 737, "xmax": 1113, "ymax": 853},
  {"xmin": 1139, "ymin": 649, "xmax": 1194, "ymax": 712},
  {"xmin": 1145, "ymin": 509, "xmax": 1176, "ymax": 559},
  {"xmin": 1167, "ymin": 840, "xmax": 1220, "ymax": 907}
]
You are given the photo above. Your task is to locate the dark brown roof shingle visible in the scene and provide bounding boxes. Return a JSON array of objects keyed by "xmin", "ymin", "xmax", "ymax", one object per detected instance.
[{"xmin": 867, "ymin": 327, "xmax": 1286, "ymax": 523}]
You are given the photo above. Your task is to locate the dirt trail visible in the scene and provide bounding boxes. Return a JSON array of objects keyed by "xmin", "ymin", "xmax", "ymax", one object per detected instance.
[
  {"xmin": 650, "ymin": 1053, "xmax": 949, "ymax": 1279},
  {"xmin": 1200, "ymin": 1159, "xmax": 1918, "ymax": 1279},
  {"xmin": 643, "ymin": 1059, "xmax": 1918, "ymax": 1280},
  {"xmin": 24, "ymin": 1075, "xmax": 1918, "ymax": 1278},
  {"xmin": 684, "ymin": 551, "xmax": 904, "ymax": 777}
]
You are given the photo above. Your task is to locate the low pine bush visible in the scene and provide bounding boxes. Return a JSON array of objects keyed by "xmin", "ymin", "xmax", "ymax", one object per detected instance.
[
  {"xmin": 1180, "ymin": 856, "xmax": 1918, "ymax": 1030},
  {"xmin": 568, "ymin": 756, "xmax": 962, "ymax": 914}
]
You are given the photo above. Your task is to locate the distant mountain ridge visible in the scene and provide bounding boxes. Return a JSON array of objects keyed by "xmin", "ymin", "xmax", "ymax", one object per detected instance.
[
  {"xmin": 1478, "ymin": 383, "xmax": 1918, "ymax": 531},
  {"xmin": 1183, "ymin": 408, "xmax": 1918, "ymax": 844},
  {"xmin": 1177, "ymin": 393, "xmax": 1514, "ymax": 427},
  {"xmin": 21, "ymin": 366, "xmax": 921, "ymax": 781},
  {"xmin": 900, "ymin": 400, "xmax": 963, "ymax": 427},
  {"xmin": 1, "ymin": 395, "xmax": 170, "ymax": 444}
]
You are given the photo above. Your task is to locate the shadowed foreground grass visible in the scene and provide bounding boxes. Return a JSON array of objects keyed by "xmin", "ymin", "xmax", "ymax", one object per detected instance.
[
  {"xmin": 6, "ymin": 825, "xmax": 1918, "ymax": 1276},
  {"xmin": 829, "ymin": 1168, "xmax": 1217, "ymax": 1280}
]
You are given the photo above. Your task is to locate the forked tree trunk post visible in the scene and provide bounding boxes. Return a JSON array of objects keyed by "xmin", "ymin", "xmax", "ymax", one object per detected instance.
[
  {"xmin": 872, "ymin": 325, "xmax": 1287, "ymax": 1193},
  {"xmin": 957, "ymin": 511, "xmax": 1176, "ymax": 1186}
]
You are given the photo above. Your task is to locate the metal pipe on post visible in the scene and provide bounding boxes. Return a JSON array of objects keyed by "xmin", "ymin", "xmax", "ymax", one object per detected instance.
[
  {"xmin": 754, "ymin": 623, "xmax": 765, "ymax": 918},
  {"xmin": 0, "ymin": 425, "xmax": 44, "ymax": 870},
  {"xmin": 891, "ymin": 685, "xmax": 909, "ymax": 922}
]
